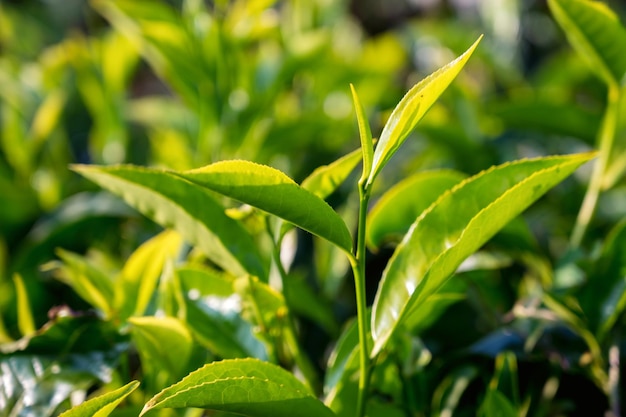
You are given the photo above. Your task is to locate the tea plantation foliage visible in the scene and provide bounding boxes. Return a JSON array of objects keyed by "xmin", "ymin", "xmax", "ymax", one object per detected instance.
[{"xmin": 1, "ymin": 0, "xmax": 626, "ymax": 416}]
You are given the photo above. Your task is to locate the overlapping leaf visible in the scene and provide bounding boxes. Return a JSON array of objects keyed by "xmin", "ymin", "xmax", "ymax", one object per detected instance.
[
  {"xmin": 140, "ymin": 358, "xmax": 335, "ymax": 417},
  {"xmin": 548, "ymin": 0, "xmax": 626, "ymax": 87},
  {"xmin": 58, "ymin": 381, "xmax": 139, "ymax": 417},
  {"xmin": 301, "ymin": 148, "xmax": 362, "ymax": 200},
  {"xmin": 367, "ymin": 170, "xmax": 466, "ymax": 250},
  {"xmin": 128, "ymin": 316, "xmax": 193, "ymax": 381},
  {"xmin": 371, "ymin": 153, "xmax": 595, "ymax": 356},
  {"xmin": 72, "ymin": 165, "xmax": 267, "ymax": 278},
  {"xmin": 117, "ymin": 230, "xmax": 183, "ymax": 319},
  {"xmin": 178, "ymin": 160, "xmax": 353, "ymax": 253}
]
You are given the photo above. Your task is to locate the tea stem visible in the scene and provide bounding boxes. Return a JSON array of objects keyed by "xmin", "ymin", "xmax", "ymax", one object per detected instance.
[
  {"xmin": 571, "ymin": 86, "xmax": 620, "ymax": 248},
  {"xmin": 351, "ymin": 182, "xmax": 372, "ymax": 417}
]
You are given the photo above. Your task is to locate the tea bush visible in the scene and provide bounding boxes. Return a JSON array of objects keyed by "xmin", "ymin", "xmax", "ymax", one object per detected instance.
[{"xmin": 1, "ymin": 1, "xmax": 625, "ymax": 416}]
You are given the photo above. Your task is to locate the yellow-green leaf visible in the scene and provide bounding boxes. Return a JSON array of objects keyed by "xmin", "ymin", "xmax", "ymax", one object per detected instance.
[
  {"xmin": 179, "ymin": 160, "xmax": 353, "ymax": 253},
  {"xmin": 549, "ymin": 0, "xmax": 626, "ymax": 87},
  {"xmin": 140, "ymin": 358, "xmax": 335, "ymax": 417},
  {"xmin": 14, "ymin": 274, "xmax": 36, "ymax": 337},
  {"xmin": 72, "ymin": 164, "xmax": 267, "ymax": 278},
  {"xmin": 367, "ymin": 36, "xmax": 481, "ymax": 187},
  {"xmin": 128, "ymin": 316, "xmax": 193, "ymax": 380},
  {"xmin": 59, "ymin": 380, "xmax": 139, "ymax": 417},
  {"xmin": 371, "ymin": 153, "xmax": 595, "ymax": 356},
  {"xmin": 367, "ymin": 170, "xmax": 466, "ymax": 250},
  {"xmin": 350, "ymin": 84, "xmax": 373, "ymax": 183},
  {"xmin": 117, "ymin": 230, "xmax": 183, "ymax": 319}
]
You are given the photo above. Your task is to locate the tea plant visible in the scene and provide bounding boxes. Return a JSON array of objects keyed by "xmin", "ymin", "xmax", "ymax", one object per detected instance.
[
  {"xmin": 3, "ymin": 0, "xmax": 626, "ymax": 416},
  {"xmin": 59, "ymin": 28, "xmax": 592, "ymax": 417}
]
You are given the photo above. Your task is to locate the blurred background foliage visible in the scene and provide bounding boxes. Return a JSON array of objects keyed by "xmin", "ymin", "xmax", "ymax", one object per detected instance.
[{"xmin": 1, "ymin": 0, "xmax": 626, "ymax": 415}]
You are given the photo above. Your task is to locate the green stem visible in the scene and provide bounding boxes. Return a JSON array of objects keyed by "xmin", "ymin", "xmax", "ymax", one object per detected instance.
[
  {"xmin": 351, "ymin": 181, "xmax": 372, "ymax": 417},
  {"xmin": 570, "ymin": 86, "xmax": 620, "ymax": 248}
]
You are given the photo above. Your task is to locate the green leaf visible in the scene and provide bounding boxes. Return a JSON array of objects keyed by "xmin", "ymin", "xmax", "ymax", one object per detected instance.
[
  {"xmin": 0, "ymin": 355, "xmax": 110, "ymax": 417},
  {"xmin": 350, "ymin": 84, "xmax": 373, "ymax": 183},
  {"xmin": 366, "ymin": 170, "xmax": 466, "ymax": 250},
  {"xmin": 366, "ymin": 36, "xmax": 482, "ymax": 187},
  {"xmin": 117, "ymin": 230, "xmax": 183, "ymax": 319},
  {"xmin": 58, "ymin": 380, "xmax": 139, "ymax": 417},
  {"xmin": 178, "ymin": 160, "xmax": 353, "ymax": 253},
  {"xmin": 431, "ymin": 367, "xmax": 478, "ymax": 417},
  {"xmin": 71, "ymin": 165, "xmax": 267, "ymax": 278},
  {"xmin": 548, "ymin": 0, "xmax": 626, "ymax": 87},
  {"xmin": 371, "ymin": 153, "xmax": 595, "ymax": 356},
  {"xmin": 140, "ymin": 358, "xmax": 335, "ymax": 417},
  {"xmin": 480, "ymin": 390, "xmax": 518, "ymax": 417},
  {"xmin": 13, "ymin": 274, "xmax": 36, "ymax": 337},
  {"xmin": 579, "ymin": 219, "xmax": 626, "ymax": 340},
  {"xmin": 53, "ymin": 250, "xmax": 115, "ymax": 317},
  {"xmin": 128, "ymin": 316, "xmax": 193, "ymax": 382},
  {"xmin": 301, "ymin": 148, "xmax": 362, "ymax": 200},
  {"xmin": 489, "ymin": 352, "xmax": 520, "ymax": 408},
  {"xmin": 178, "ymin": 267, "xmax": 269, "ymax": 360}
]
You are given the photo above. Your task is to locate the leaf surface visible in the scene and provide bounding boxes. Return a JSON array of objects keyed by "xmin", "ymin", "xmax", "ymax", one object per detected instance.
[
  {"xmin": 367, "ymin": 170, "xmax": 466, "ymax": 250},
  {"xmin": 178, "ymin": 267, "xmax": 268, "ymax": 360},
  {"xmin": 371, "ymin": 153, "xmax": 595, "ymax": 356},
  {"xmin": 128, "ymin": 316, "xmax": 193, "ymax": 380},
  {"xmin": 59, "ymin": 381, "xmax": 139, "ymax": 417},
  {"xmin": 548, "ymin": 0, "xmax": 626, "ymax": 87},
  {"xmin": 367, "ymin": 36, "xmax": 481, "ymax": 186},
  {"xmin": 301, "ymin": 149, "xmax": 362, "ymax": 200},
  {"xmin": 350, "ymin": 84, "xmax": 373, "ymax": 182},
  {"xmin": 117, "ymin": 230, "xmax": 183, "ymax": 319},
  {"xmin": 140, "ymin": 358, "xmax": 335, "ymax": 417},
  {"xmin": 13, "ymin": 274, "xmax": 36, "ymax": 336},
  {"xmin": 179, "ymin": 160, "xmax": 353, "ymax": 252},
  {"xmin": 54, "ymin": 250, "xmax": 115, "ymax": 317},
  {"xmin": 72, "ymin": 165, "xmax": 267, "ymax": 278}
]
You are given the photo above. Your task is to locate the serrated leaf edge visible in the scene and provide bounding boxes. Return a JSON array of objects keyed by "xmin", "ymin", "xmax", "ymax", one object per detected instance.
[{"xmin": 371, "ymin": 152, "xmax": 595, "ymax": 355}]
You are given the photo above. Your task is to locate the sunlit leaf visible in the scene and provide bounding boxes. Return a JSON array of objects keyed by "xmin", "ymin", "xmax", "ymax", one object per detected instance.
[
  {"xmin": 301, "ymin": 148, "xmax": 362, "ymax": 200},
  {"xmin": 128, "ymin": 316, "xmax": 193, "ymax": 382},
  {"xmin": 72, "ymin": 165, "xmax": 267, "ymax": 278},
  {"xmin": 13, "ymin": 274, "xmax": 36, "ymax": 337},
  {"xmin": 548, "ymin": 0, "xmax": 626, "ymax": 87},
  {"xmin": 117, "ymin": 230, "xmax": 183, "ymax": 319},
  {"xmin": 350, "ymin": 84, "xmax": 373, "ymax": 183},
  {"xmin": 371, "ymin": 153, "xmax": 595, "ymax": 356},
  {"xmin": 367, "ymin": 170, "xmax": 466, "ymax": 250},
  {"xmin": 179, "ymin": 160, "xmax": 353, "ymax": 253},
  {"xmin": 367, "ymin": 36, "xmax": 482, "ymax": 187},
  {"xmin": 53, "ymin": 250, "xmax": 115, "ymax": 317},
  {"xmin": 58, "ymin": 380, "xmax": 139, "ymax": 417},
  {"xmin": 140, "ymin": 358, "xmax": 335, "ymax": 417}
]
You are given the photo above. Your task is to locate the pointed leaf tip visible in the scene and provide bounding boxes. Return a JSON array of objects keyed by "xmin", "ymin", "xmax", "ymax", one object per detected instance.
[
  {"xmin": 367, "ymin": 35, "xmax": 482, "ymax": 187},
  {"xmin": 179, "ymin": 160, "xmax": 353, "ymax": 253}
]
